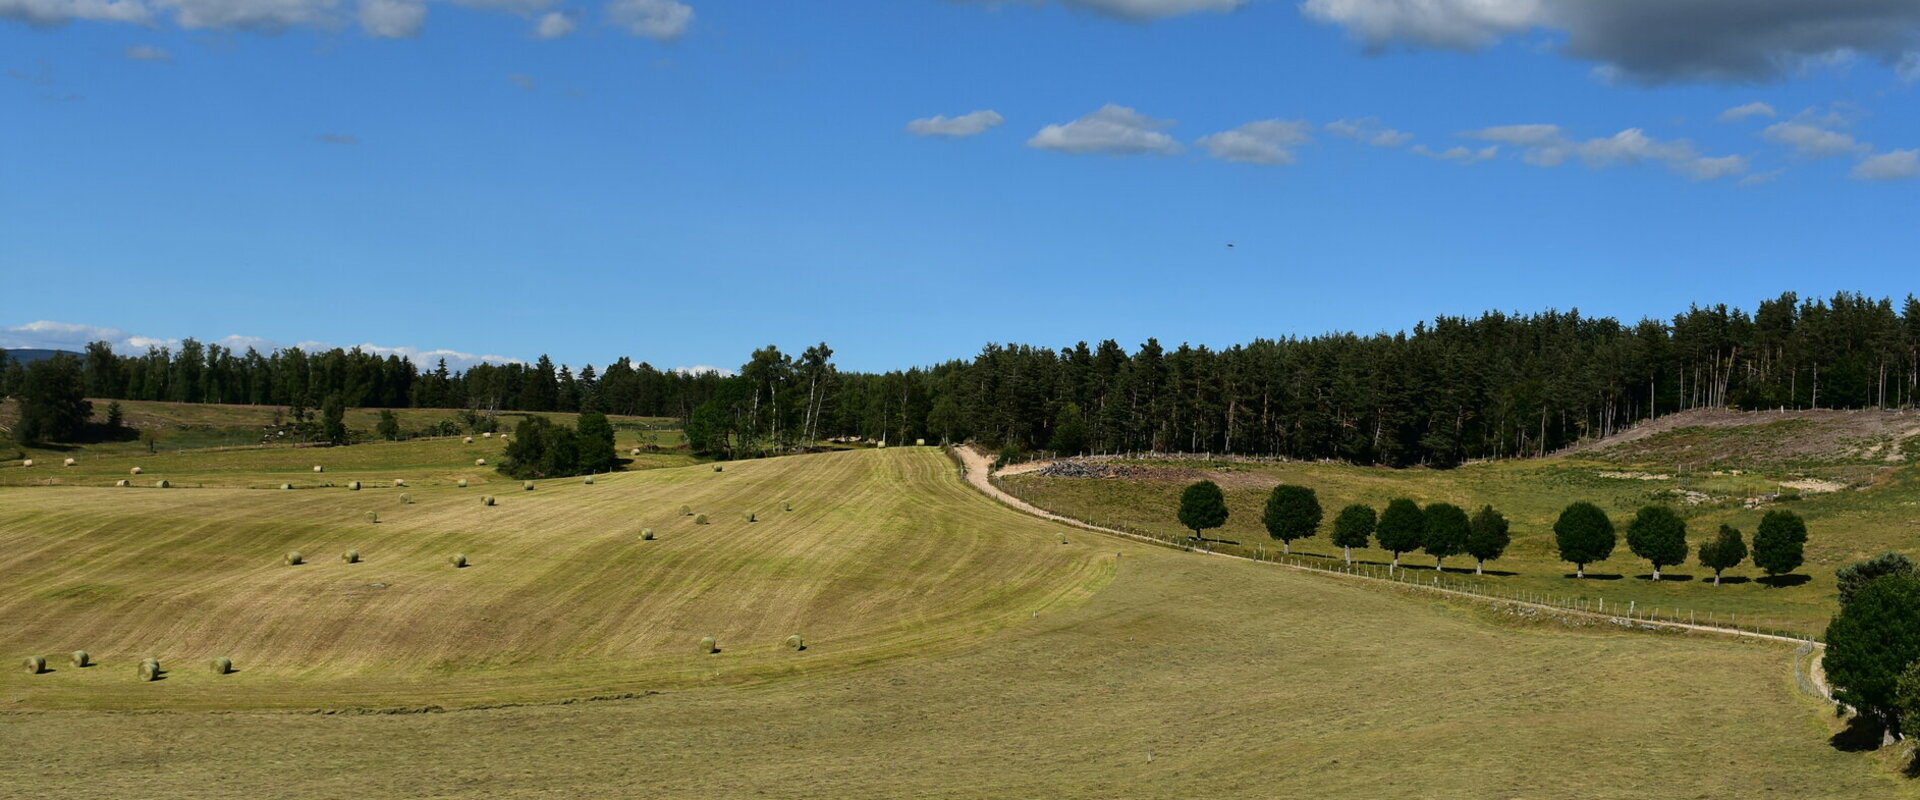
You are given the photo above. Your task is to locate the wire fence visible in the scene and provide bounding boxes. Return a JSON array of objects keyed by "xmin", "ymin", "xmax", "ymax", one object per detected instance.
[{"xmin": 993, "ymin": 476, "xmax": 1825, "ymax": 645}]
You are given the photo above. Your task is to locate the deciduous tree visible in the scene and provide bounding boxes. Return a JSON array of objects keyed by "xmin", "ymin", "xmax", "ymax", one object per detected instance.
[
  {"xmin": 1554, "ymin": 502, "xmax": 1615, "ymax": 579},
  {"xmin": 1330, "ymin": 504, "xmax": 1376, "ymax": 565},
  {"xmin": 1696, "ymin": 524, "xmax": 1747, "ymax": 586},
  {"xmin": 1465, "ymin": 505, "xmax": 1510, "ymax": 576},
  {"xmin": 1261, "ymin": 484, "xmax": 1321, "ymax": 555},
  {"xmin": 1177, "ymin": 480, "xmax": 1228, "ymax": 542},
  {"xmin": 1375, "ymin": 498, "xmax": 1424, "ymax": 569},
  {"xmin": 1626, "ymin": 505, "xmax": 1688, "ymax": 580},
  {"xmin": 1753, "ymin": 509, "xmax": 1809, "ymax": 583}
]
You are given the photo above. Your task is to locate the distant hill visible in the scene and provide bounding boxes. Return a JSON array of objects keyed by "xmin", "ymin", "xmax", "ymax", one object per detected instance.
[{"xmin": 2, "ymin": 348, "xmax": 80, "ymax": 364}]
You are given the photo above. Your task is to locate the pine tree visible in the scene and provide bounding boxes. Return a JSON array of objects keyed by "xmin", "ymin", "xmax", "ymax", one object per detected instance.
[
  {"xmin": 14, "ymin": 354, "xmax": 91, "ymax": 444},
  {"xmin": 1375, "ymin": 498, "xmax": 1424, "ymax": 569},
  {"xmin": 1177, "ymin": 480, "xmax": 1228, "ymax": 543},
  {"xmin": 376, "ymin": 409, "xmax": 400, "ymax": 441},
  {"xmin": 1696, "ymin": 524, "xmax": 1747, "ymax": 586},
  {"xmin": 1421, "ymin": 502, "xmax": 1470, "ymax": 571},
  {"xmin": 1049, "ymin": 402, "xmax": 1089, "ymax": 455},
  {"xmin": 1465, "ymin": 505, "xmax": 1510, "ymax": 576},
  {"xmin": 1330, "ymin": 504, "xmax": 1376, "ymax": 565},
  {"xmin": 1261, "ymin": 484, "xmax": 1321, "ymax": 555},
  {"xmin": 1626, "ymin": 505, "xmax": 1689, "ymax": 580},
  {"xmin": 575, "ymin": 411, "xmax": 618, "ymax": 473},
  {"xmin": 1753, "ymin": 509, "xmax": 1809, "ymax": 584},
  {"xmin": 1554, "ymin": 502, "xmax": 1615, "ymax": 579},
  {"xmin": 321, "ymin": 393, "xmax": 347, "ymax": 446}
]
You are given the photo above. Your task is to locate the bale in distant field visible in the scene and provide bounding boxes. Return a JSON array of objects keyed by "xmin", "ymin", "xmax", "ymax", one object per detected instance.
[
  {"xmin": 584, "ymin": 475, "xmax": 595, "ymax": 485},
  {"xmin": 785, "ymin": 634, "xmax": 805, "ymax": 651},
  {"xmin": 393, "ymin": 479, "xmax": 406, "ymax": 488},
  {"xmin": 400, "ymin": 493, "xmax": 414, "ymax": 504},
  {"xmin": 21, "ymin": 459, "xmax": 33, "ymax": 468},
  {"xmin": 342, "ymin": 549, "xmax": 361, "ymax": 563},
  {"xmin": 154, "ymin": 479, "xmax": 170, "ymax": 488},
  {"xmin": 483, "ymin": 432, "xmax": 492, "ymax": 438},
  {"xmin": 630, "ymin": 447, "xmax": 640, "ymax": 455},
  {"xmin": 483, "ymin": 495, "xmax": 496, "ymax": 506},
  {"xmin": 349, "ymin": 480, "xmax": 362, "ymax": 491},
  {"xmin": 280, "ymin": 483, "xmax": 293, "ymax": 490},
  {"xmin": 70, "ymin": 650, "xmax": 89, "ymax": 668},
  {"xmin": 284, "ymin": 551, "xmax": 304, "ymax": 566},
  {"xmin": 713, "ymin": 464, "xmax": 724, "ymax": 472},
  {"xmin": 694, "ymin": 514, "xmax": 708, "ymax": 525},
  {"xmin": 464, "ymin": 436, "xmax": 474, "ymax": 444},
  {"xmin": 22, "ymin": 655, "xmax": 45, "ymax": 674},
  {"xmin": 450, "ymin": 553, "xmax": 468, "ymax": 568},
  {"xmin": 365, "ymin": 511, "xmax": 379, "ymax": 524},
  {"xmin": 210, "ymin": 657, "xmax": 232, "ymax": 675},
  {"xmin": 877, "ymin": 441, "xmax": 888, "ymax": 449},
  {"xmin": 457, "ymin": 478, "xmax": 468, "ymax": 488},
  {"xmin": 130, "ymin": 466, "xmax": 143, "ymax": 475},
  {"xmin": 641, "ymin": 528, "xmax": 656, "ymax": 540},
  {"xmin": 64, "ymin": 457, "xmax": 76, "ymax": 466},
  {"xmin": 475, "ymin": 458, "xmax": 487, "ymax": 466},
  {"xmin": 138, "ymin": 658, "xmax": 159, "ymax": 681},
  {"xmin": 783, "ymin": 501, "xmax": 793, "ymax": 512},
  {"xmin": 680, "ymin": 505, "xmax": 691, "ymax": 516},
  {"xmin": 313, "ymin": 465, "xmax": 324, "ymax": 473},
  {"xmin": 115, "ymin": 479, "xmax": 129, "ymax": 487},
  {"xmin": 743, "ymin": 511, "xmax": 757, "ymax": 523},
  {"xmin": 522, "ymin": 480, "xmax": 534, "ymax": 491},
  {"xmin": 698, "ymin": 636, "xmax": 718, "ymax": 654}
]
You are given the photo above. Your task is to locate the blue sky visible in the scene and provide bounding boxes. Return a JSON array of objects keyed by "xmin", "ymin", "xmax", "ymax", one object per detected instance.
[{"xmin": 4, "ymin": 0, "xmax": 1917, "ymax": 373}]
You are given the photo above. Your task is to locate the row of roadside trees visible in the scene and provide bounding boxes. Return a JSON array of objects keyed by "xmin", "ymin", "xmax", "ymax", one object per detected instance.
[{"xmin": 1176, "ymin": 481, "xmax": 1811, "ymax": 583}]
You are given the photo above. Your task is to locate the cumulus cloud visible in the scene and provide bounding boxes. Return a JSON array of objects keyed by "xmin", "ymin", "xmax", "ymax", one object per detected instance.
[
  {"xmin": 1761, "ymin": 120, "xmax": 1869, "ymax": 159},
  {"xmin": 957, "ymin": 0, "xmax": 1243, "ymax": 21},
  {"xmin": 0, "ymin": 0, "xmax": 150, "ymax": 26},
  {"xmin": 1852, "ymin": 149, "xmax": 1920, "ymax": 181},
  {"xmin": 532, "ymin": 9, "xmax": 573, "ymax": 38},
  {"xmin": 319, "ymin": 132, "xmax": 359, "ymax": 144},
  {"xmin": 357, "ymin": 0, "xmax": 423, "ymax": 37},
  {"xmin": 0, "ymin": 320, "xmax": 523, "ymax": 369},
  {"xmin": 1410, "ymin": 143, "xmax": 1498, "ymax": 164},
  {"xmin": 1301, "ymin": 0, "xmax": 1920, "ymax": 84},
  {"xmin": 1677, "ymin": 154, "xmax": 1750, "ymax": 181},
  {"xmin": 163, "ymin": 0, "xmax": 341, "ymax": 33},
  {"xmin": 1718, "ymin": 102, "xmax": 1776, "ymax": 122},
  {"xmin": 1464, "ymin": 123, "xmax": 1743, "ymax": 179},
  {"xmin": 671, "ymin": 364, "xmax": 735, "ymax": 377},
  {"xmin": 606, "ymin": 0, "xmax": 691, "ymax": 41},
  {"xmin": 1197, "ymin": 119, "xmax": 1313, "ymax": 165},
  {"xmin": 1324, "ymin": 117, "xmax": 1412, "ymax": 147},
  {"xmin": 1028, "ymin": 104, "xmax": 1181, "ymax": 156},
  {"xmin": 123, "ymin": 43, "xmax": 170, "ymax": 60},
  {"xmin": 907, "ymin": 110, "xmax": 1005, "ymax": 138}
]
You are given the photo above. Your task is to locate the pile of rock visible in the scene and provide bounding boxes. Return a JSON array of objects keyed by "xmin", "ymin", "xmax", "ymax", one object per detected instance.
[{"xmin": 1034, "ymin": 461, "xmax": 1142, "ymax": 479}]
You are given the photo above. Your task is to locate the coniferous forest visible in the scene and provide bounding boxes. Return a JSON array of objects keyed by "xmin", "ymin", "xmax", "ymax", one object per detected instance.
[{"xmin": 7, "ymin": 291, "xmax": 1919, "ymax": 466}]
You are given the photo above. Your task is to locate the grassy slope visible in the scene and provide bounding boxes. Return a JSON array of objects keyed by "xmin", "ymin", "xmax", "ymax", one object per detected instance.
[
  {"xmin": 1002, "ymin": 452, "xmax": 1920, "ymax": 637},
  {"xmin": 3, "ymin": 539, "xmax": 1901, "ymax": 798},
  {"xmin": 0, "ymin": 448, "xmax": 1109, "ymax": 710}
]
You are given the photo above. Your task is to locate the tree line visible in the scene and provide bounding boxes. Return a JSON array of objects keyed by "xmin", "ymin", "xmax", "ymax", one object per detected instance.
[{"xmin": 6, "ymin": 290, "xmax": 1920, "ymax": 462}]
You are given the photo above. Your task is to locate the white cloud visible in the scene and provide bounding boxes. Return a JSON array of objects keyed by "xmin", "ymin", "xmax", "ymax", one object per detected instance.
[
  {"xmin": 1852, "ymin": 149, "xmax": 1920, "ymax": 181},
  {"xmin": 0, "ymin": 0, "xmax": 151, "ymax": 26},
  {"xmin": 1677, "ymin": 154, "xmax": 1749, "ymax": 181},
  {"xmin": 957, "ymin": 0, "xmax": 1243, "ymax": 21},
  {"xmin": 1738, "ymin": 169, "xmax": 1785, "ymax": 186},
  {"xmin": 1197, "ymin": 119, "xmax": 1313, "ymax": 165},
  {"xmin": 533, "ymin": 9, "xmax": 573, "ymax": 38},
  {"xmin": 357, "ymin": 0, "xmax": 422, "ymax": 37},
  {"xmin": 1, "ymin": 320, "xmax": 523, "ymax": 369},
  {"xmin": 1761, "ymin": 120, "xmax": 1870, "ymax": 159},
  {"xmin": 1302, "ymin": 0, "xmax": 1542, "ymax": 50},
  {"xmin": 1325, "ymin": 117, "xmax": 1411, "ymax": 147},
  {"xmin": 906, "ymin": 110, "xmax": 1005, "ymax": 138},
  {"xmin": 671, "ymin": 364, "xmax": 735, "ymax": 377},
  {"xmin": 1717, "ymin": 102, "xmax": 1776, "ymax": 122},
  {"xmin": 124, "ymin": 43, "xmax": 170, "ymax": 60},
  {"xmin": 1901, "ymin": 52, "xmax": 1920, "ymax": 82},
  {"xmin": 161, "ymin": 0, "xmax": 341, "ymax": 32},
  {"xmin": 1464, "ymin": 123, "xmax": 1740, "ymax": 179},
  {"xmin": 508, "ymin": 73, "xmax": 536, "ymax": 90},
  {"xmin": 606, "ymin": 0, "xmax": 691, "ymax": 41},
  {"xmin": 1466, "ymin": 123, "xmax": 1564, "ymax": 147},
  {"xmin": 1410, "ymin": 143, "xmax": 1498, "ymax": 164},
  {"xmin": 1028, "ymin": 104, "xmax": 1182, "ymax": 156}
]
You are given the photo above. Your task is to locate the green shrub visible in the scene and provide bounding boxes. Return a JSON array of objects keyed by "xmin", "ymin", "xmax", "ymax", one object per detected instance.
[
  {"xmin": 641, "ymin": 528, "xmax": 656, "ymax": 540},
  {"xmin": 342, "ymin": 549, "xmax": 361, "ymax": 564},
  {"xmin": 483, "ymin": 495, "xmax": 497, "ymax": 506},
  {"xmin": 22, "ymin": 655, "xmax": 45, "ymax": 675},
  {"xmin": 695, "ymin": 514, "xmax": 708, "ymax": 525},
  {"xmin": 138, "ymin": 658, "xmax": 159, "ymax": 682},
  {"xmin": 69, "ymin": 650, "xmax": 89, "ymax": 668},
  {"xmin": 698, "ymin": 636, "xmax": 718, "ymax": 654},
  {"xmin": 450, "ymin": 553, "xmax": 468, "ymax": 568},
  {"xmin": 284, "ymin": 551, "xmax": 304, "ymax": 566},
  {"xmin": 784, "ymin": 634, "xmax": 805, "ymax": 652},
  {"xmin": 210, "ymin": 656, "xmax": 232, "ymax": 675}
]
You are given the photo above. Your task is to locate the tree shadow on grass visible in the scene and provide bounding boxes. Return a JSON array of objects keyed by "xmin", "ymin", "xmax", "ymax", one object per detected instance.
[
  {"xmin": 1635, "ymin": 573, "xmax": 1697, "ymax": 583},
  {"xmin": 1830, "ymin": 715, "xmax": 1886, "ymax": 753},
  {"xmin": 1760, "ymin": 574, "xmax": 1813, "ymax": 588},
  {"xmin": 1706, "ymin": 575, "xmax": 1753, "ymax": 585},
  {"xmin": 1563, "ymin": 573, "xmax": 1625, "ymax": 581}
]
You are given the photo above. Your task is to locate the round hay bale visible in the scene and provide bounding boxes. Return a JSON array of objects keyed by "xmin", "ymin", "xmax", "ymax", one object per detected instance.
[
  {"xmin": 138, "ymin": 658, "xmax": 159, "ymax": 681},
  {"xmin": 64, "ymin": 457, "xmax": 77, "ymax": 467},
  {"xmin": 457, "ymin": 478, "xmax": 468, "ymax": 488},
  {"xmin": 20, "ymin": 459, "xmax": 33, "ymax": 468},
  {"xmin": 154, "ymin": 479, "xmax": 171, "ymax": 489},
  {"xmin": 130, "ymin": 466, "xmax": 143, "ymax": 475},
  {"xmin": 210, "ymin": 657, "xmax": 232, "ymax": 675},
  {"xmin": 342, "ymin": 549, "xmax": 360, "ymax": 564},
  {"xmin": 877, "ymin": 441, "xmax": 887, "ymax": 449},
  {"xmin": 392, "ymin": 479, "xmax": 406, "ymax": 488},
  {"xmin": 115, "ymin": 479, "xmax": 129, "ymax": 487},
  {"xmin": 641, "ymin": 528, "xmax": 656, "ymax": 541},
  {"xmin": 70, "ymin": 650, "xmax": 89, "ymax": 668},
  {"xmin": 743, "ymin": 511, "xmax": 757, "ymax": 523},
  {"xmin": 783, "ymin": 501, "xmax": 793, "ymax": 512},
  {"xmin": 784, "ymin": 634, "xmax": 805, "ymax": 652},
  {"xmin": 475, "ymin": 458, "xmax": 487, "ymax": 467},
  {"xmin": 463, "ymin": 436, "xmax": 474, "ymax": 444},
  {"xmin": 313, "ymin": 465, "xmax": 324, "ymax": 473},
  {"xmin": 584, "ymin": 475, "xmax": 595, "ymax": 485},
  {"xmin": 713, "ymin": 464, "xmax": 724, "ymax": 472},
  {"xmin": 915, "ymin": 438, "xmax": 925, "ymax": 446},
  {"xmin": 522, "ymin": 480, "xmax": 534, "ymax": 491},
  {"xmin": 483, "ymin": 432, "xmax": 492, "ymax": 439},
  {"xmin": 694, "ymin": 513, "xmax": 708, "ymax": 525},
  {"xmin": 280, "ymin": 483, "xmax": 293, "ymax": 490},
  {"xmin": 630, "ymin": 447, "xmax": 641, "ymax": 455},
  {"xmin": 698, "ymin": 636, "xmax": 718, "ymax": 655},
  {"xmin": 449, "ymin": 553, "xmax": 468, "ymax": 568},
  {"xmin": 400, "ymin": 493, "xmax": 413, "ymax": 505},
  {"xmin": 482, "ymin": 495, "xmax": 496, "ymax": 506},
  {"xmin": 23, "ymin": 655, "xmax": 45, "ymax": 674},
  {"xmin": 680, "ymin": 504, "xmax": 691, "ymax": 516},
  {"xmin": 284, "ymin": 551, "xmax": 304, "ymax": 566},
  {"xmin": 365, "ymin": 511, "xmax": 379, "ymax": 524},
  {"xmin": 349, "ymin": 480, "xmax": 362, "ymax": 491}
]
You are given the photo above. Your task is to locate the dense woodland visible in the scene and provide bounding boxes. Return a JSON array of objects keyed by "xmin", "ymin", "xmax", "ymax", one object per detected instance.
[{"xmin": 5, "ymin": 291, "xmax": 1920, "ymax": 465}]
